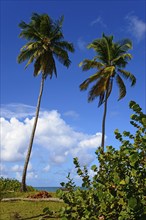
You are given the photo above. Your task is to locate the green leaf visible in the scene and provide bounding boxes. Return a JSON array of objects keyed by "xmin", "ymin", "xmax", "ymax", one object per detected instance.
[
  {"xmin": 130, "ymin": 152, "xmax": 139, "ymax": 166},
  {"xmin": 125, "ymin": 176, "xmax": 129, "ymax": 184},
  {"xmin": 142, "ymin": 117, "xmax": 146, "ymax": 128},
  {"xmin": 119, "ymin": 180, "xmax": 126, "ymax": 185},
  {"xmin": 118, "ymin": 198, "xmax": 125, "ymax": 206},
  {"xmin": 128, "ymin": 197, "xmax": 137, "ymax": 209},
  {"xmin": 60, "ymin": 182, "xmax": 65, "ymax": 187},
  {"xmin": 91, "ymin": 165, "xmax": 97, "ymax": 171},
  {"xmin": 114, "ymin": 173, "xmax": 120, "ymax": 184}
]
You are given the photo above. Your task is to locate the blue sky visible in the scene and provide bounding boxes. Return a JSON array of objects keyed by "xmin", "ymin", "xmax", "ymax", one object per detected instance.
[{"xmin": 1, "ymin": 0, "xmax": 146, "ymax": 187}]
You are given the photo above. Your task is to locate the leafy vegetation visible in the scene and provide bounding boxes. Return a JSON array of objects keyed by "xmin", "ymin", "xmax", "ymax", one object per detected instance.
[
  {"xmin": 56, "ymin": 101, "xmax": 146, "ymax": 219},
  {"xmin": 0, "ymin": 177, "xmax": 34, "ymax": 192}
]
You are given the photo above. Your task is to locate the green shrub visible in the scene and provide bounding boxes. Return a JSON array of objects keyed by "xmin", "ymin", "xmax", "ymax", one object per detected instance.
[
  {"xmin": 57, "ymin": 101, "xmax": 146, "ymax": 220},
  {"xmin": 0, "ymin": 177, "xmax": 35, "ymax": 192}
]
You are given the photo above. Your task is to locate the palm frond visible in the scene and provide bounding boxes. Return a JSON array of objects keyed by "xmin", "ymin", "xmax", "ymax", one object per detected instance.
[
  {"xmin": 98, "ymin": 77, "xmax": 113, "ymax": 107},
  {"xmin": 41, "ymin": 52, "xmax": 57, "ymax": 79},
  {"xmin": 79, "ymin": 70, "xmax": 104, "ymax": 91},
  {"xmin": 106, "ymin": 78, "xmax": 113, "ymax": 99},
  {"xmin": 118, "ymin": 69, "xmax": 136, "ymax": 86},
  {"xmin": 102, "ymin": 66, "xmax": 115, "ymax": 77},
  {"xmin": 88, "ymin": 39, "xmax": 108, "ymax": 64},
  {"xmin": 116, "ymin": 74, "xmax": 126, "ymax": 100},
  {"xmin": 19, "ymin": 21, "xmax": 29, "ymax": 29},
  {"xmin": 117, "ymin": 39, "xmax": 132, "ymax": 52},
  {"xmin": 34, "ymin": 57, "xmax": 41, "ymax": 77},
  {"xmin": 54, "ymin": 41, "xmax": 74, "ymax": 52},
  {"xmin": 55, "ymin": 15, "xmax": 64, "ymax": 29},
  {"xmin": 19, "ymin": 28, "xmax": 42, "ymax": 41},
  {"xmin": 98, "ymin": 92, "xmax": 105, "ymax": 107},
  {"xmin": 88, "ymin": 77, "xmax": 108, "ymax": 102},
  {"xmin": 112, "ymin": 53, "xmax": 132, "ymax": 63},
  {"xmin": 88, "ymin": 35, "xmax": 114, "ymax": 64},
  {"xmin": 102, "ymin": 34, "xmax": 114, "ymax": 64},
  {"xmin": 17, "ymin": 49, "xmax": 36, "ymax": 64},
  {"xmin": 53, "ymin": 47, "xmax": 71, "ymax": 68},
  {"xmin": 79, "ymin": 59, "xmax": 104, "ymax": 71},
  {"xmin": 50, "ymin": 16, "xmax": 64, "ymax": 40}
]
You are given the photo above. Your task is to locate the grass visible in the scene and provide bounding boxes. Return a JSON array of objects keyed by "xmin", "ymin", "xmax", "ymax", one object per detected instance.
[
  {"xmin": 0, "ymin": 178, "xmax": 64, "ymax": 219},
  {"xmin": 1, "ymin": 200, "xmax": 63, "ymax": 220},
  {"xmin": 1, "ymin": 191, "xmax": 64, "ymax": 220}
]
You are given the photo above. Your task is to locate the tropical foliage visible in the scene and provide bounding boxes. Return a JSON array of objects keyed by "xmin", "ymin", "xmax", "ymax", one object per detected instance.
[
  {"xmin": 18, "ymin": 13, "xmax": 74, "ymax": 79},
  {"xmin": 0, "ymin": 177, "xmax": 34, "ymax": 192},
  {"xmin": 56, "ymin": 101, "xmax": 146, "ymax": 220},
  {"xmin": 17, "ymin": 13, "xmax": 74, "ymax": 191},
  {"xmin": 79, "ymin": 34, "xmax": 136, "ymax": 150}
]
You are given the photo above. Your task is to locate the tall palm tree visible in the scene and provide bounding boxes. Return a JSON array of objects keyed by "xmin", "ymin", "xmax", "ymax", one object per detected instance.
[
  {"xmin": 79, "ymin": 34, "xmax": 136, "ymax": 152},
  {"xmin": 17, "ymin": 13, "xmax": 74, "ymax": 191}
]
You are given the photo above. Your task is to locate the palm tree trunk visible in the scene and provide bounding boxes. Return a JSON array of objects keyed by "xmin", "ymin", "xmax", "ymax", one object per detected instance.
[
  {"xmin": 21, "ymin": 76, "xmax": 45, "ymax": 192},
  {"xmin": 101, "ymin": 92, "xmax": 108, "ymax": 152}
]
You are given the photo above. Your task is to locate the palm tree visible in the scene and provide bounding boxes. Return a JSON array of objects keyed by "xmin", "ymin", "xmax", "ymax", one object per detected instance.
[
  {"xmin": 17, "ymin": 13, "xmax": 74, "ymax": 191},
  {"xmin": 79, "ymin": 34, "xmax": 136, "ymax": 152}
]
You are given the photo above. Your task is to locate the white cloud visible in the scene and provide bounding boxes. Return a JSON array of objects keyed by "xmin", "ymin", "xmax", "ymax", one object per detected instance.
[
  {"xmin": 88, "ymin": 168, "xmax": 97, "ymax": 178},
  {"xmin": 90, "ymin": 16, "xmax": 106, "ymax": 28},
  {"xmin": 77, "ymin": 37, "xmax": 87, "ymax": 50},
  {"xmin": 11, "ymin": 163, "xmax": 32, "ymax": 172},
  {"xmin": 27, "ymin": 172, "xmax": 38, "ymax": 180},
  {"xmin": 16, "ymin": 171, "xmax": 37, "ymax": 181},
  {"xmin": 1, "ymin": 103, "xmax": 36, "ymax": 119},
  {"xmin": 78, "ymin": 133, "xmax": 101, "ymax": 148},
  {"xmin": 0, "ymin": 164, "xmax": 8, "ymax": 178},
  {"xmin": 63, "ymin": 110, "xmax": 79, "ymax": 119},
  {"xmin": 43, "ymin": 165, "xmax": 50, "ymax": 172},
  {"xmin": 0, "ymin": 117, "xmax": 31, "ymax": 161},
  {"xmin": 11, "ymin": 164, "xmax": 23, "ymax": 172},
  {"xmin": 125, "ymin": 14, "xmax": 146, "ymax": 41},
  {"xmin": 0, "ymin": 104, "xmax": 102, "ymax": 168}
]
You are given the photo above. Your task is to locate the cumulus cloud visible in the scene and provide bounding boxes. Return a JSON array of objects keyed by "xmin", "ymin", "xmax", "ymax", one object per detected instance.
[
  {"xmin": 63, "ymin": 110, "xmax": 79, "ymax": 119},
  {"xmin": 0, "ymin": 117, "xmax": 31, "ymax": 161},
  {"xmin": 125, "ymin": 14, "xmax": 146, "ymax": 41},
  {"xmin": 0, "ymin": 104, "xmax": 102, "ymax": 177}
]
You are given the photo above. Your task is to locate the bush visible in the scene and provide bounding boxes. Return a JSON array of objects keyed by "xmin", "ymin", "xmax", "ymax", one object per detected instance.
[
  {"xmin": 57, "ymin": 101, "xmax": 146, "ymax": 220},
  {"xmin": 0, "ymin": 177, "xmax": 35, "ymax": 192}
]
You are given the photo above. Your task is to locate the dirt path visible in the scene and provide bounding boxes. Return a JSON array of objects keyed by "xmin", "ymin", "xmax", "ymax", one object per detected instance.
[{"xmin": 1, "ymin": 197, "xmax": 63, "ymax": 202}]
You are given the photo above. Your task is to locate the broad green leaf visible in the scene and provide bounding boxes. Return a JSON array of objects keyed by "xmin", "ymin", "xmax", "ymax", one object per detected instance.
[
  {"xmin": 114, "ymin": 173, "xmax": 120, "ymax": 184},
  {"xmin": 130, "ymin": 152, "xmax": 139, "ymax": 166},
  {"xmin": 119, "ymin": 180, "xmax": 126, "ymax": 185},
  {"xmin": 91, "ymin": 165, "xmax": 97, "ymax": 171},
  {"xmin": 142, "ymin": 117, "xmax": 146, "ymax": 128},
  {"xmin": 128, "ymin": 197, "xmax": 137, "ymax": 209},
  {"xmin": 125, "ymin": 176, "xmax": 129, "ymax": 184},
  {"xmin": 118, "ymin": 198, "xmax": 125, "ymax": 206}
]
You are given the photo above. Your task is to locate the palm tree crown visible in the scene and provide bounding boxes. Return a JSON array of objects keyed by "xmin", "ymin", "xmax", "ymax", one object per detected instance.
[
  {"xmin": 18, "ymin": 13, "xmax": 74, "ymax": 79},
  {"xmin": 79, "ymin": 34, "xmax": 136, "ymax": 107},
  {"xmin": 79, "ymin": 34, "xmax": 136, "ymax": 151}
]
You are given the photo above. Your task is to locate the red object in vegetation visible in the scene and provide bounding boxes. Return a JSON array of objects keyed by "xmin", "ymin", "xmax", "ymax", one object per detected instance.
[{"xmin": 27, "ymin": 191, "xmax": 52, "ymax": 199}]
